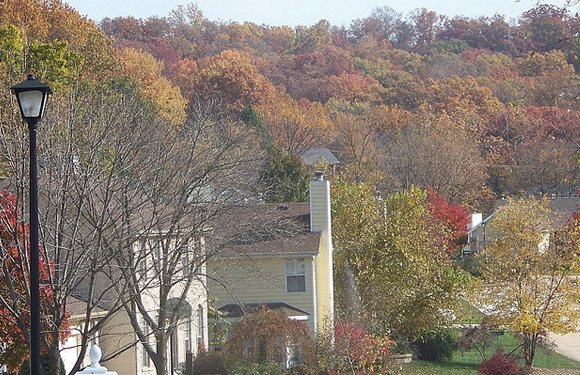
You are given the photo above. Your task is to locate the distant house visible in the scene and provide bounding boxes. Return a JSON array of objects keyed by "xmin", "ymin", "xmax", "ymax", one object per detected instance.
[
  {"xmin": 206, "ymin": 172, "xmax": 334, "ymax": 350},
  {"xmin": 527, "ymin": 184, "xmax": 579, "ymax": 198},
  {"xmin": 463, "ymin": 196, "xmax": 579, "ymax": 256},
  {"xmin": 299, "ymin": 148, "xmax": 340, "ymax": 172}
]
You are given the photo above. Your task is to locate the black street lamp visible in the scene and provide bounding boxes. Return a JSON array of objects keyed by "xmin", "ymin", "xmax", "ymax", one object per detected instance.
[{"xmin": 11, "ymin": 74, "xmax": 52, "ymax": 375}]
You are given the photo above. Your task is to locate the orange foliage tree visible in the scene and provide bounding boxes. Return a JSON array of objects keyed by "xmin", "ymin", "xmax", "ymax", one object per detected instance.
[
  {"xmin": 0, "ymin": 0, "xmax": 115, "ymax": 81},
  {"xmin": 256, "ymin": 91, "xmax": 333, "ymax": 155},
  {"xmin": 310, "ymin": 73, "xmax": 384, "ymax": 103},
  {"xmin": 194, "ymin": 49, "xmax": 276, "ymax": 111}
]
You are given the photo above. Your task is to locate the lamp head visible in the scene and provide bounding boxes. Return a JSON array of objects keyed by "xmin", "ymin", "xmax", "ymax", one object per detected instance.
[{"xmin": 10, "ymin": 74, "xmax": 52, "ymax": 122}]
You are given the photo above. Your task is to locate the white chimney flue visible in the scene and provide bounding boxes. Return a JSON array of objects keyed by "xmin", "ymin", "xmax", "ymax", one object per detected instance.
[{"xmin": 468, "ymin": 213, "xmax": 483, "ymax": 230}]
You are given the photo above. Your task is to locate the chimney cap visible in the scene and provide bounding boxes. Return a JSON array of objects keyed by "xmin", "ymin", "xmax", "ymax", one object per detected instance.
[{"xmin": 314, "ymin": 171, "xmax": 324, "ymax": 181}]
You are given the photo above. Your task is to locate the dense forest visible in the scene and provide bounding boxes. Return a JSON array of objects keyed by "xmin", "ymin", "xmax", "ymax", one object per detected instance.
[{"xmin": 1, "ymin": 0, "xmax": 579, "ymax": 209}]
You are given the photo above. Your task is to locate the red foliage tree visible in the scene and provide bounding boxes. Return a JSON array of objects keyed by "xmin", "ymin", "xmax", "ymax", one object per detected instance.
[
  {"xmin": 333, "ymin": 321, "xmax": 392, "ymax": 374},
  {"xmin": 525, "ymin": 106, "xmax": 580, "ymax": 141},
  {"xmin": 0, "ymin": 192, "xmax": 69, "ymax": 371},
  {"xmin": 427, "ymin": 188, "xmax": 470, "ymax": 256}
]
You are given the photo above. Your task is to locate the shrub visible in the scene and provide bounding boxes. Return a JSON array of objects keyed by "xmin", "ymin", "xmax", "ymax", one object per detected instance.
[
  {"xmin": 479, "ymin": 348, "xmax": 522, "ymax": 375},
  {"xmin": 192, "ymin": 349, "xmax": 230, "ymax": 375},
  {"xmin": 18, "ymin": 355, "xmax": 66, "ymax": 375},
  {"xmin": 225, "ymin": 306, "xmax": 314, "ymax": 367},
  {"xmin": 455, "ymin": 324, "xmax": 496, "ymax": 360},
  {"xmin": 455, "ymin": 254, "xmax": 483, "ymax": 276},
  {"xmin": 229, "ymin": 361, "xmax": 283, "ymax": 375},
  {"xmin": 413, "ymin": 330, "xmax": 454, "ymax": 362},
  {"xmin": 333, "ymin": 321, "xmax": 392, "ymax": 373}
]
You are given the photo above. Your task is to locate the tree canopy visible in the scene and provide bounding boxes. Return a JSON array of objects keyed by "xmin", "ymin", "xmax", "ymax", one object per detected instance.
[
  {"xmin": 477, "ymin": 197, "xmax": 580, "ymax": 368},
  {"xmin": 332, "ymin": 179, "xmax": 471, "ymax": 340}
]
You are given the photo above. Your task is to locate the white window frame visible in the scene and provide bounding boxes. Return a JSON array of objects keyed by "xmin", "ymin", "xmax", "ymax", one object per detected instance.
[
  {"xmin": 142, "ymin": 323, "xmax": 151, "ymax": 369},
  {"xmin": 196, "ymin": 304, "xmax": 205, "ymax": 344},
  {"xmin": 184, "ymin": 319, "xmax": 193, "ymax": 353},
  {"xmin": 285, "ymin": 258, "xmax": 306, "ymax": 293}
]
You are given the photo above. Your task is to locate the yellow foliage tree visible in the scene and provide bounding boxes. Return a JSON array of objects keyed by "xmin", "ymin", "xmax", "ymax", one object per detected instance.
[
  {"xmin": 424, "ymin": 76, "xmax": 503, "ymax": 117},
  {"xmin": 115, "ymin": 47, "xmax": 187, "ymax": 125},
  {"xmin": 478, "ymin": 197, "xmax": 580, "ymax": 368}
]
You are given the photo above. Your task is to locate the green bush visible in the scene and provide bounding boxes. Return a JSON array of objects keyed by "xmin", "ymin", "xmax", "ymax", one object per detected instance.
[
  {"xmin": 229, "ymin": 362, "xmax": 284, "ymax": 375},
  {"xmin": 455, "ymin": 254, "xmax": 483, "ymax": 276},
  {"xmin": 413, "ymin": 330, "xmax": 455, "ymax": 362},
  {"xmin": 18, "ymin": 355, "xmax": 66, "ymax": 375},
  {"xmin": 192, "ymin": 350, "xmax": 230, "ymax": 374}
]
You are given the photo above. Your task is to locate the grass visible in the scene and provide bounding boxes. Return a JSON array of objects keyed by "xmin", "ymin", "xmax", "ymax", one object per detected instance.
[
  {"xmin": 454, "ymin": 299, "xmax": 485, "ymax": 325},
  {"xmin": 395, "ymin": 332, "xmax": 580, "ymax": 375}
]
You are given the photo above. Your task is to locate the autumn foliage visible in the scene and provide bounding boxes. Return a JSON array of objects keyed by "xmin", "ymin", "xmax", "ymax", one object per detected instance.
[
  {"xmin": 427, "ymin": 188, "xmax": 470, "ymax": 256},
  {"xmin": 333, "ymin": 321, "xmax": 392, "ymax": 374},
  {"xmin": 225, "ymin": 306, "xmax": 314, "ymax": 366},
  {"xmin": 1, "ymin": 0, "xmax": 576, "ymax": 204},
  {"xmin": 0, "ymin": 1, "xmax": 578, "ymax": 373},
  {"xmin": 478, "ymin": 197, "xmax": 580, "ymax": 367},
  {"xmin": 478, "ymin": 348, "xmax": 522, "ymax": 375},
  {"xmin": 0, "ymin": 192, "xmax": 69, "ymax": 371}
]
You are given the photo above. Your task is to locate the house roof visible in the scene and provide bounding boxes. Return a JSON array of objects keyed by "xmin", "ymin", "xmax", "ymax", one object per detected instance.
[
  {"xmin": 471, "ymin": 197, "xmax": 580, "ymax": 233},
  {"xmin": 528, "ymin": 184, "xmax": 579, "ymax": 198},
  {"xmin": 208, "ymin": 203, "xmax": 321, "ymax": 257},
  {"xmin": 66, "ymin": 295, "xmax": 108, "ymax": 318},
  {"xmin": 217, "ymin": 302, "xmax": 310, "ymax": 318},
  {"xmin": 299, "ymin": 148, "xmax": 340, "ymax": 166},
  {"xmin": 496, "ymin": 197, "xmax": 579, "ymax": 227}
]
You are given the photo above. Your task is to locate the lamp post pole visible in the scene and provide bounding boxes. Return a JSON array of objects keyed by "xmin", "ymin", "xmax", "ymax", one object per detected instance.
[
  {"xmin": 11, "ymin": 74, "xmax": 51, "ymax": 375},
  {"xmin": 28, "ymin": 116, "xmax": 41, "ymax": 375}
]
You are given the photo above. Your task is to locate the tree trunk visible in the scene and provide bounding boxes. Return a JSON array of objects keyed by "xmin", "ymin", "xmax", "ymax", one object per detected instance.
[
  {"xmin": 523, "ymin": 333, "xmax": 537, "ymax": 368},
  {"xmin": 154, "ymin": 338, "xmax": 168, "ymax": 375}
]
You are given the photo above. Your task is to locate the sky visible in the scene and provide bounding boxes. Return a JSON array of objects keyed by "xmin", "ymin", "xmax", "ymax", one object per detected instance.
[{"xmin": 64, "ymin": 0, "xmax": 574, "ymax": 26}]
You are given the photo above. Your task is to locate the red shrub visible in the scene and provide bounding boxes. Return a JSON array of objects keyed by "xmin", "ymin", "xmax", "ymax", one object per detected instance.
[
  {"xmin": 334, "ymin": 321, "xmax": 392, "ymax": 373},
  {"xmin": 479, "ymin": 348, "xmax": 521, "ymax": 375}
]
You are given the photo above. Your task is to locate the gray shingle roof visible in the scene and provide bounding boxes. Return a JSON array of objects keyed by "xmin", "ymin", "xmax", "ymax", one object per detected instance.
[
  {"xmin": 217, "ymin": 302, "xmax": 310, "ymax": 318},
  {"xmin": 209, "ymin": 203, "xmax": 320, "ymax": 257},
  {"xmin": 300, "ymin": 148, "xmax": 340, "ymax": 166}
]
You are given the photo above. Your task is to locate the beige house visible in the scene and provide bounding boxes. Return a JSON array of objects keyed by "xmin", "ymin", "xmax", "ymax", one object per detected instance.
[
  {"xmin": 207, "ymin": 172, "xmax": 334, "ymax": 347},
  {"xmin": 61, "ymin": 238, "xmax": 209, "ymax": 375}
]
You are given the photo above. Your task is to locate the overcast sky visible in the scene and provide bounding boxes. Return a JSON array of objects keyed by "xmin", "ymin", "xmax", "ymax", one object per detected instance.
[{"xmin": 64, "ymin": 1, "xmax": 575, "ymax": 26}]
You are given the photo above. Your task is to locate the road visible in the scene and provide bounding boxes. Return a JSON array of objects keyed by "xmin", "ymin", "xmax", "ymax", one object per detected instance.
[{"xmin": 550, "ymin": 332, "xmax": 580, "ymax": 362}]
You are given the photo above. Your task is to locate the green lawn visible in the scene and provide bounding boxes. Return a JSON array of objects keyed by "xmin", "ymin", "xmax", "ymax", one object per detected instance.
[
  {"xmin": 454, "ymin": 299, "xmax": 485, "ymax": 325},
  {"xmin": 396, "ymin": 332, "xmax": 580, "ymax": 375}
]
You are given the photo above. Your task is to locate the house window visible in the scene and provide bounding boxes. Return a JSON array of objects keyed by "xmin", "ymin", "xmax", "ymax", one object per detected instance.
[
  {"xmin": 181, "ymin": 251, "xmax": 189, "ymax": 278},
  {"xmin": 142, "ymin": 323, "xmax": 151, "ymax": 368},
  {"xmin": 197, "ymin": 304, "xmax": 205, "ymax": 344},
  {"xmin": 184, "ymin": 319, "xmax": 192, "ymax": 353},
  {"xmin": 285, "ymin": 258, "xmax": 305, "ymax": 293},
  {"xmin": 286, "ymin": 344, "xmax": 301, "ymax": 369}
]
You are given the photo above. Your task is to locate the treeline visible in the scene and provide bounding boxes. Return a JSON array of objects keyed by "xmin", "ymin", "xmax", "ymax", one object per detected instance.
[{"xmin": 1, "ymin": 1, "xmax": 579, "ymax": 209}]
